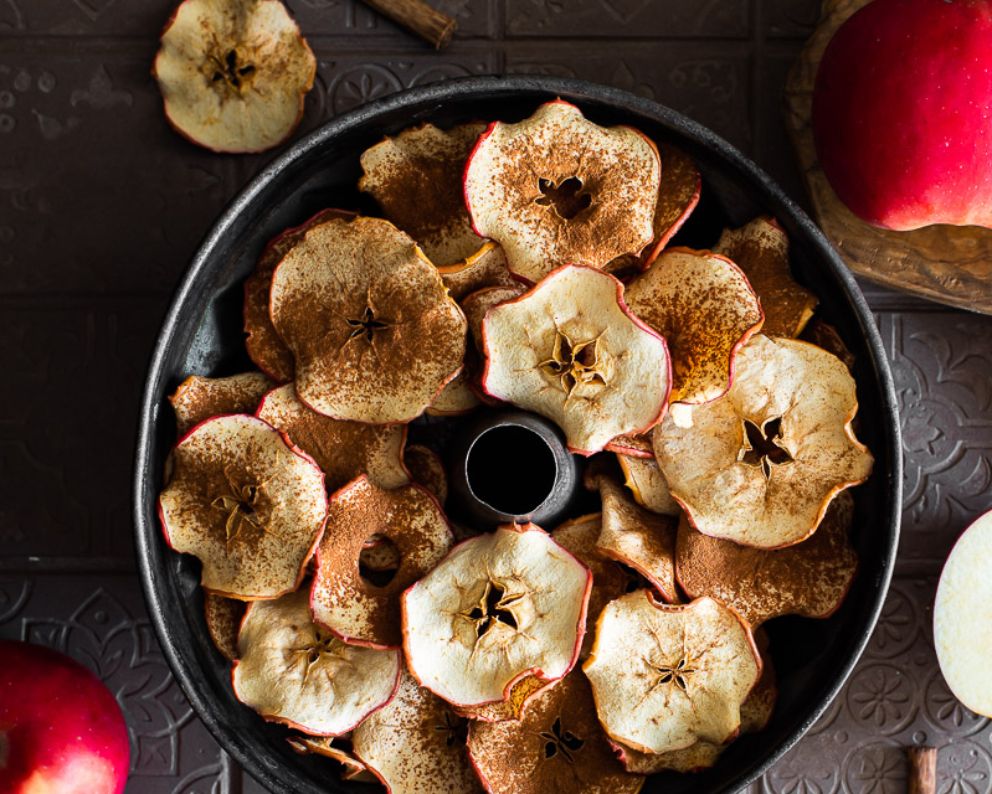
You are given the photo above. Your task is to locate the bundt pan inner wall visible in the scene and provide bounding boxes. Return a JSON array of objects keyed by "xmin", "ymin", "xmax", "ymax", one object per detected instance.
[{"xmin": 133, "ymin": 76, "xmax": 901, "ymax": 793}]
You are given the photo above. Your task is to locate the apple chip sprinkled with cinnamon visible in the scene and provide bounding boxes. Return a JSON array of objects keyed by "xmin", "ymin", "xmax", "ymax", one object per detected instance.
[
  {"xmin": 482, "ymin": 265, "xmax": 671, "ymax": 455},
  {"xmin": 360, "ymin": 122, "xmax": 486, "ymax": 267},
  {"xmin": 159, "ymin": 414, "xmax": 327, "ymax": 599},
  {"xmin": 464, "ymin": 100, "xmax": 661, "ymax": 282},
  {"xmin": 653, "ymin": 334, "xmax": 873, "ymax": 549},
  {"xmin": 269, "ymin": 215, "xmax": 467, "ymax": 424}
]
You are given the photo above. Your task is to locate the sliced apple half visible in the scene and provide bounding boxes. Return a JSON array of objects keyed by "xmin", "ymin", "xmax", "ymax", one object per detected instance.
[
  {"xmin": 269, "ymin": 215, "xmax": 467, "ymax": 424},
  {"xmin": 594, "ymin": 475, "xmax": 678, "ymax": 602},
  {"xmin": 359, "ymin": 122, "xmax": 486, "ymax": 267},
  {"xmin": 232, "ymin": 589, "xmax": 400, "ymax": 735},
  {"xmin": 256, "ymin": 384, "xmax": 408, "ymax": 492},
  {"xmin": 158, "ymin": 414, "xmax": 327, "ymax": 599},
  {"xmin": 482, "ymin": 265, "xmax": 670, "ymax": 455},
  {"xmin": 170, "ymin": 372, "xmax": 272, "ymax": 434},
  {"xmin": 625, "ymin": 247, "xmax": 763, "ymax": 406},
  {"xmin": 352, "ymin": 671, "xmax": 483, "ymax": 794},
  {"xmin": 153, "ymin": 0, "xmax": 316, "ymax": 153},
  {"xmin": 653, "ymin": 334, "xmax": 873, "ymax": 549},
  {"xmin": 676, "ymin": 491, "xmax": 858, "ymax": 626},
  {"xmin": 583, "ymin": 591, "xmax": 760, "ymax": 754},
  {"xmin": 935, "ymin": 508, "xmax": 992, "ymax": 718},
  {"xmin": 311, "ymin": 476, "xmax": 453, "ymax": 649},
  {"xmin": 714, "ymin": 217, "xmax": 817, "ymax": 338},
  {"xmin": 244, "ymin": 209, "xmax": 353, "ymax": 383},
  {"xmin": 464, "ymin": 100, "xmax": 660, "ymax": 282},
  {"xmin": 203, "ymin": 592, "xmax": 246, "ymax": 661},
  {"xmin": 466, "ymin": 672, "xmax": 644, "ymax": 794},
  {"xmin": 402, "ymin": 523, "xmax": 591, "ymax": 710}
]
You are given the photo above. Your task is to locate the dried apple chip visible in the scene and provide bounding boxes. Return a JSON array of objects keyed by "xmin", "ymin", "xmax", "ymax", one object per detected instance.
[
  {"xmin": 311, "ymin": 476, "xmax": 453, "ymax": 649},
  {"xmin": 439, "ymin": 242, "xmax": 517, "ymax": 302},
  {"xmin": 359, "ymin": 122, "xmax": 486, "ymax": 266},
  {"xmin": 466, "ymin": 672, "xmax": 644, "ymax": 794},
  {"xmin": 403, "ymin": 444, "xmax": 448, "ymax": 505},
  {"xmin": 594, "ymin": 476, "xmax": 678, "ymax": 602},
  {"xmin": 269, "ymin": 215, "xmax": 467, "ymax": 424},
  {"xmin": 583, "ymin": 592, "xmax": 760, "ymax": 755},
  {"xmin": 244, "ymin": 209, "xmax": 353, "ymax": 383},
  {"xmin": 616, "ymin": 453, "xmax": 681, "ymax": 517},
  {"xmin": 453, "ymin": 674, "xmax": 555, "ymax": 724},
  {"xmin": 352, "ymin": 672, "xmax": 483, "ymax": 794},
  {"xmin": 625, "ymin": 248, "xmax": 763, "ymax": 406},
  {"xmin": 653, "ymin": 334, "xmax": 873, "ymax": 549},
  {"xmin": 287, "ymin": 735, "xmax": 369, "ymax": 780},
  {"xmin": 552, "ymin": 513, "xmax": 628, "ymax": 659},
  {"xmin": 676, "ymin": 492, "xmax": 858, "ymax": 626},
  {"xmin": 232, "ymin": 589, "xmax": 400, "ymax": 735},
  {"xmin": 256, "ymin": 384, "xmax": 408, "ymax": 491},
  {"xmin": 203, "ymin": 592, "xmax": 246, "ymax": 661},
  {"xmin": 170, "ymin": 372, "xmax": 272, "ymax": 434},
  {"xmin": 159, "ymin": 414, "xmax": 327, "ymax": 599},
  {"xmin": 427, "ymin": 371, "xmax": 481, "ymax": 416},
  {"xmin": 482, "ymin": 265, "xmax": 670, "ymax": 455},
  {"xmin": 464, "ymin": 100, "xmax": 660, "ymax": 282},
  {"xmin": 714, "ymin": 217, "xmax": 818, "ymax": 338},
  {"xmin": 462, "ymin": 285, "xmax": 525, "ymax": 353},
  {"xmin": 153, "ymin": 0, "xmax": 316, "ymax": 153},
  {"xmin": 402, "ymin": 523, "xmax": 591, "ymax": 709}
]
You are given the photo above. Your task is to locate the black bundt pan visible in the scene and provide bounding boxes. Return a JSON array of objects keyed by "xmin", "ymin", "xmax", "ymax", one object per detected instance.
[{"xmin": 134, "ymin": 76, "xmax": 901, "ymax": 793}]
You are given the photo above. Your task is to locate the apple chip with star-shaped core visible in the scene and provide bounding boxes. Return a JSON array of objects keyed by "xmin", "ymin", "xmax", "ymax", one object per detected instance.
[
  {"xmin": 482, "ymin": 265, "xmax": 670, "ymax": 455},
  {"xmin": 653, "ymin": 334, "xmax": 873, "ymax": 549},
  {"xmin": 269, "ymin": 216, "xmax": 467, "ymax": 424}
]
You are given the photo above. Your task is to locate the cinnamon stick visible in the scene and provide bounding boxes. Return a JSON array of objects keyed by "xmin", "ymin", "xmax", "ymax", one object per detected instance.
[
  {"xmin": 908, "ymin": 746, "xmax": 937, "ymax": 794},
  {"xmin": 360, "ymin": 0, "xmax": 456, "ymax": 49}
]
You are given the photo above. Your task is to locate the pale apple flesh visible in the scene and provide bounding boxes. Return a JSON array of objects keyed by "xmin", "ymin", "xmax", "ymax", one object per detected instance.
[
  {"xmin": 934, "ymin": 509, "xmax": 992, "ymax": 718},
  {"xmin": 0, "ymin": 640, "xmax": 130, "ymax": 794}
]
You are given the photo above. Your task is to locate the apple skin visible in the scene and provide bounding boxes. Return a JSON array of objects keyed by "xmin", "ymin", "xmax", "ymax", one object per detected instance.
[
  {"xmin": 0, "ymin": 640, "xmax": 130, "ymax": 794},
  {"xmin": 812, "ymin": 0, "xmax": 992, "ymax": 231}
]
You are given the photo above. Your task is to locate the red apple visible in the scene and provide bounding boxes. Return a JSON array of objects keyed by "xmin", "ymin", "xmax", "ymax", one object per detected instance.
[
  {"xmin": 813, "ymin": 0, "xmax": 992, "ymax": 230},
  {"xmin": 0, "ymin": 640, "xmax": 129, "ymax": 793}
]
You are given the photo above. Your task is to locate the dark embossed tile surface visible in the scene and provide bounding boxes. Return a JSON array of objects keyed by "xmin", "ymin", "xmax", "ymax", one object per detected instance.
[{"xmin": 1, "ymin": 1, "xmax": 990, "ymax": 791}]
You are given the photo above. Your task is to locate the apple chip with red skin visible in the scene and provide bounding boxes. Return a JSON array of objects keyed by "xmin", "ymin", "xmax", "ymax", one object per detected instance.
[
  {"xmin": 583, "ymin": 592, "xmax": 760, "ymax": 755},
  {"xmin": 464, "ymin": 100, "xmax": 661, "ymax": 283},
  {"xmin": 402, "ymin": 523, "xmax": 591, "ymax": 710},
  {"xmin": 676, "ymin": 491, "xmax": 858, "ymax": 626},
  {"xmin": 170, "ymin": 372, "xmax": 272, "ymax": 434},
  {"xmin": 467, "ymin": 672, "xmax": 644, "ymax": 794},
  {"xmin": 714, "ymin": 217, "xmax": 818, "ymax": 338},
  {"xmin": 204, "ymin": 593, "xmax": 246, "ymax": 661},
  {"xmin": 653, "ymin": 334, "xmax": 873, "ymax": 549},
  {"xmin": 625, "ymin": 247, "xmax": 763, "ymax": 406},
  {"xmin": 352, "ymin": 672, "xmax": 483, "ymax": 794},
  {"xmin": 482, "ymin": 265, "xmax": 670, "ymax": 456},
  {"xmin": 614, "ymin": 630, "xmax": 778, "ymax": 774},
  {"xmin": 153, "ymin": 0, "xmax": 315, "ymax": 153},
  {"xmin": 244, "ymin": 209, "xmax": 353, "ymax": 383},
  {"xmin": 256, "ymin": 384, "xmax": 408, "ymax": 492},
  {"xmin": 359, "ymin": 122, "xmax": 486, "ymax": 267},
  {"xmin": 439, "ymin": 242, "xmax": 517, "ymax": 302},
  {"xmin": 269, "ymin": 215, "xmax": 467, "ymax": 424},
  {"xmin": 594, "ymin": 475, "xmax": 678, "ymax": 602},
  {"xmin": 159, "ymin": 414, "xmax": 327, "ymax": 599},
  {"xmin": 232, "ymin": 589, "xmax": 400, "ymax": 736},
  {"xmin": 552, "ymin": 513, "xmax": 628, "ymax": 660},
  {"xmin": 311, "ymin": 476, "xmax": 453, "ymax": 649}
]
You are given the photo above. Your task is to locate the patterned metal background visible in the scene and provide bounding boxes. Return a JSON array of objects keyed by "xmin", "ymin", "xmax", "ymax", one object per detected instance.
[{"xmin": 1, "ymin": 1, "xmax": 991, "ymax": 791}]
